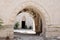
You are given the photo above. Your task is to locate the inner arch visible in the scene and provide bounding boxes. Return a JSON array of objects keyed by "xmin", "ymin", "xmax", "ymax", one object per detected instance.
[
  {"xmin": 16, "ymin": 12, "xmax": 35, "ymax": 31},
  {"xmin": 14, "ymin": 7, "xmax": 42, "ymax": 35}
]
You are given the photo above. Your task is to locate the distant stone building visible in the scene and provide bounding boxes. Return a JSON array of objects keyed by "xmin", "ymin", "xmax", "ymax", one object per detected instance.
[{"xmin": 0, "ymin": 0, "xmax": 60, "ymax": 39}]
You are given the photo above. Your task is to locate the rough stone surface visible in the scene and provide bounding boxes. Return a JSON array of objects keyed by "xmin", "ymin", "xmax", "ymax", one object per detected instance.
[
  {"xmin": 14, "ymin": 33, "xmax": 58, "ymax": 40},
  {"xmin": 0, "ymin": 33, "xmax": 59, "ymax": 40},
  {"xmin": 0, "ymin": 25, "xmax": 13, "ymax": 38},
  {"xmin": 0, "ymin": 0, "xmax": 60, "ymax": 38}
]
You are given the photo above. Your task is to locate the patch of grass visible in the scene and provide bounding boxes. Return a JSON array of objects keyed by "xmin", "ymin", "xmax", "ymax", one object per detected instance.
[
  {"xmin": 0, "ymin": 18, "xmax": 3, "ymax": 28},
  {"xmin": 14, "ymin": 22, "xmax": 19, "ymax": 29}
]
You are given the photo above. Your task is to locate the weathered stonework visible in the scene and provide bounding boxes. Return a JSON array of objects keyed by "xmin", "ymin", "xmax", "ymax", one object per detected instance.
[
  {"xmin": 0, "ymin": 25, "xmax": 13, "ymax": 39},
  {"xmin": 0, "ymin": 0, "xmax": 60, "ymax": 38}
]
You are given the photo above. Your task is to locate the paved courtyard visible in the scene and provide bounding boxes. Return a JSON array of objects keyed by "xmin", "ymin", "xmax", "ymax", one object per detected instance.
[
  {"xmin": 14, "ymin": 33, "xmax": 58, "ymax": 40},
  {"xmin": 0, "ymin": 32, "xmax": 59, "ymax": 40},
  {"xmin": 14, "ymin": 33, "xmax": 44, "ymax": 40}
]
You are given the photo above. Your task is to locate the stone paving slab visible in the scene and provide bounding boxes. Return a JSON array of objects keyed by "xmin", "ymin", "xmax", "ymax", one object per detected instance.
[
  {"xmin": 14, "ymin": 33, "xmax": 44, "ymax": 40},
  {"xmin": 0, "ymin": 33, "xmax": 59, "ymax": 40},
  {"xmin": 14, "ymin": 33, "xmax": 59, "ymax": 40}
]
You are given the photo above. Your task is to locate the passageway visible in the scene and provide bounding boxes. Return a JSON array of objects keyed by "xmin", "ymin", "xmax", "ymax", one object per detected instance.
[{"xmin": 14, "ymin": 7, "xmax": 42, "ymax": 35}]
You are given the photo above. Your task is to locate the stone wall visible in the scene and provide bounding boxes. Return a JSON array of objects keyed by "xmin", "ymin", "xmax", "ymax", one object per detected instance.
[
  {"xmin": 0, "ymin": 0, "xmax": 60, "ymax": 38},
  {"xmin": 0, "ymin": 25, "xmax": 13, "ymax": 38}
]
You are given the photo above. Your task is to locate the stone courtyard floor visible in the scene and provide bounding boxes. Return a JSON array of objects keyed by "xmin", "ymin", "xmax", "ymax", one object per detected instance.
[
  {"xmin": 0, "ymin": 32, "xmax": 59, "ymax": 40},
  {"xmin": 14, "ymin": 32, "xmax": 59, "ymax": 40}
]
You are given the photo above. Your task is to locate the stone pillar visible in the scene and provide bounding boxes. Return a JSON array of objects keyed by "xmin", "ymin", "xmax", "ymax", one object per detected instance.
[{"xmin": 34, "ymin": 13, "xmax": 40, "ymax": 34}]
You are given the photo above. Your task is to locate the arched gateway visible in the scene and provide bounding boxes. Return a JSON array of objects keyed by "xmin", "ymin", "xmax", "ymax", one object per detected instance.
[
  {"xmin": 14, "ymin": 6, "xmax": 45, "ymax": 35},
  {"xmin": 13, "ymin": 2, "xmax": 50, "ymax": 35}
]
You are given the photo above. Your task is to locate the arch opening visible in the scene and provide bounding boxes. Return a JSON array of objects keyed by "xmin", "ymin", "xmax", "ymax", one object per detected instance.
[{"xmin": 14, "ymin": 7, "xmax": 44, "ymax": 35}]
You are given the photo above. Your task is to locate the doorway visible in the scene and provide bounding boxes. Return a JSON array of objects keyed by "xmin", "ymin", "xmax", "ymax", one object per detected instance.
[{"xmin": 14, "ymin": 8, "xmax": 42, "ymax": 35}]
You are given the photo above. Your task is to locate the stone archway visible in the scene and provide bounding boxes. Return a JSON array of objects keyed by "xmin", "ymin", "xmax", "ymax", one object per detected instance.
[
  {"xmin": 11, "ymin": 2, "xmax": 50, "ymax": 36},
  {"xmin": 14, "ymin": 7, "xmax": 43, "ymax": 35}
]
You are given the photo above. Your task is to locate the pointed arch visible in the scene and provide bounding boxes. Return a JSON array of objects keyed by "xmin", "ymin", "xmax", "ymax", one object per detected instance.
[{"xmin": 12, "ymin": 2, "xmax": 50, "ymax": 35}]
